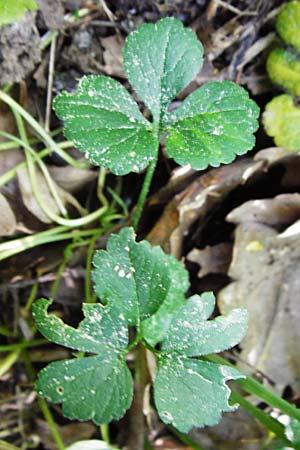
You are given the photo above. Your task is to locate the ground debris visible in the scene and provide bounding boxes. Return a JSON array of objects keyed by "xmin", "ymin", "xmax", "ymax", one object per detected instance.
[{"xmin": 0, "ymin": 12, "xmax": 41, "ymax": 86}]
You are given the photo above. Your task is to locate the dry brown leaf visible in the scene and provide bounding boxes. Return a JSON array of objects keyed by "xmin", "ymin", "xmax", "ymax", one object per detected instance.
[
  {"xmin": 36, "ymin": 0, "xmax": 64, "ymax": 30},
  {"xmin": 102, "ymin": 34, "xmax": 125, "ymax": 78},
  {"xmin": 17, "ymin": 166, "xmax": 84, "ymax": 223},
  {"xmin": 36, "ymin": 419, "xmax": 96, "ymax": 450},
  {"xmin": 226, "ymin": 193, "xmax": 300, "ymax": 229},
  {"xmin": 187, "ymin": 242, "xmax": 232, "ymax": 277},
  {"xmin": 219, "ymin": 220, "xmax": 300, "ymax": 393},
  {"xmin": 169, "ymin": 159, "xmax": 257, "ymax": 258},
  {"xmin": 189, "ymin": 407, "xmax": 266, "ymax": 450},
  {"xmin": 49, "ymin": 164, "xmax": 97, "ymax": 193},
  {"xmin": 0, "ymin": 193, "xmax": 16, "ymax": 236}
]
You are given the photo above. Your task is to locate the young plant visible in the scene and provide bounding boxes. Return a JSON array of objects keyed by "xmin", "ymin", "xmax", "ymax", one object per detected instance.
[
  {"xmin": 33, "ymin": 227, "xmax": 248, "ymax": 432},
  {"xmin": 263, "ymin": 1, "xmax": 300, "ymax": 150},
  {"xmin": 53, "ymin": 17, "xmax": 259, "ymax": 227},
  {"xmin": 32, "ymin": 16, "xmax": 264, "ymax": 442}
]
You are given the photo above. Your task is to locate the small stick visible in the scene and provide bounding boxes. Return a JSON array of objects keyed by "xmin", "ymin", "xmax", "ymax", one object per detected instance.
[{"xmin": 45, "ymin": 34, "xmax": 57, "ymax": 133}]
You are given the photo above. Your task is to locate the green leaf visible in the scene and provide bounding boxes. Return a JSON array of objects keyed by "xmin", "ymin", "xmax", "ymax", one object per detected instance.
[
  {"xmin": 33, "ymin": 229, "xmax": 248, "ymax": 433},
  {"xmin": 32, "ymin": 299, "xmax": 128, "ymax": 355},
  {"xmin": 141, "ymin": 255, "xmax": 189, "ymax": 346},
  {"xmin": 164, "ymin": 81, "xmax": 259, "ymax": 169},
  {"xmin": 286, "ymin": 418, "xmax": 300, "ymax": 446},
  {"xmin": 32, "ymin": 299, "xmax": 133, "ymax": 424},
  {"xmin": 0, "ymin": 0, "xmax": 37, "ymax": 26},
  {"xmin": 123, "ymin": 17, "xmax": 203, "ymax": 124},
  {"xmin": 154, "ymin": 355, "xmax": 242, "ymax": 432},
  {"xmin": 267, "ymin": 48, "xmax": 300, "ymax": 96},
  {"xmin": 162, "ymin": 293, "xmax": 248, "ymax": 356},
  {"xmin": 154, "ymin": 293, "xmax": 247, "ymax": 432},
  {"xmin": 276, "ymin": 1, "xmax": 300, "ymax": 51},
  {"xmin": 53, "ymin": 75, "xmax": 157, "ymax": 175},
  {"xmin": 263, "ymin": 94, "xmax": 300, "ymax": 151},
  {"xmin": 92, "ymin": 227, "xmax": 171, "ymax": 325}
]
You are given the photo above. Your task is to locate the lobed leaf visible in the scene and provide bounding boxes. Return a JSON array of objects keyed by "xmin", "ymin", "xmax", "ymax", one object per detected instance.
[
  {"xmin": 154, "ymin": 292, "xmax": 247, "ymax": 432},
  {"xmin": 92, "ymin": 227, "xmax": 171, "ymax": 325},
  {"xmin": 276, "ymin": 1, "xmax": 300, "ymax": 51},
  {"xmin": 161, "ymin": 294, "xmax": 248, "ymax": 356},
  {"xmin": 36, "ymin": 354, "xmax": 132, "ymax": 424},
  {"xmin": 154, "ymin": 355, "xmax": 243, "ymax": 432},
  {"xmin": 164, "ymin": 81, "xmax": 259, "ymax": 169},
  {"xmin": 142, "ymin": 255, "xmax": 189, "ymax": 346},
  {"xmin": 53, "ymin": 76, "xmax": 157, "ymax": 175},
  {"xmin": 32, "ymin": 299, "xmax": 132, "ymax": 424},
  {"xmin": 263, "ymin": 94, "xmax": 300, "ymax": 151},
  {"xmin": 123, "ymin": 17, "xmax": 203, "ymax": 124},
  {"xmin": 32, "ymin": 298, "xmax": 128, "ymax": 356}
]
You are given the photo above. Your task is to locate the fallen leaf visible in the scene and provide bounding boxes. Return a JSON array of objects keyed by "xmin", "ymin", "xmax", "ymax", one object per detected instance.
[
  {"xmin": 219, "ymin": 220, "xmax": 300, "ymax": 393},
  {"xmin": 187, "ymin": 243, "xmax": 232, "ymax": 277},
  {"xmin": 36, "ymin": 419, "xmax": 96, "ymax": 450},
  {"xmin": 0, "ymin": 192, "xmax": 16, "ymax": 236},
  {"xmin": 102, "ymin": 35, "xmax": 125, "ymax": 78},
  {"xmin": 49, "ymin": 164, "xmax": 97, "ymax": 193},
  {"xmin": 226, "ymin": 193, "xmax": 300, "ymax": 229},
  {"xmin": 169, "ymin": 159, "xmax": 257, "ymax": 257},
  {"xmin": 36, "ymin": 0, "xmax": 64, "ymax": 30},
  {"xmin": 189, "ymin": 407, "xmax": 266, "ymax": 450},
  {"xmin": 17, "ymin": 166, "xmax": 84, "ymax": 223}
]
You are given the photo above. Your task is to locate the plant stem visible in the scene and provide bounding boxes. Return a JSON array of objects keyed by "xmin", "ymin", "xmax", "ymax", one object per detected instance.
[
  {"xmin": 132, "ymin": 157, "xmax": 157, "ymax": 231},
  {"xmin": 37, "ymin": 398, "xmax": 65, "ymax": 450},
  {"xmin": 0, "ymin": 89, "xmax": 85, "ymax": 169},
  {"xmin": 100, "ymin": 424, "xmax": 110, "ymax": 444},
  {"xmin": 0, "ymin": 227, "xmax": 100, "ymax": 261},
  {"xmin": 0, "ymin": 141, "xmax": 73, "ymax": 188},
  {"xmin": 0, "ymin": 339, "xmax": 47, "ymax": 352},
  {"xmin": 125, "ymin": 343, "xmax": 149, "ymax": 449},
  {"xmin": 0, "ymin": 440, "xmax": 22, "ymax": 450},
  {"xmin": 169, "ymin": 426, "xmax": 205, "ymax": 450},
  {"xmin": 0, "ymin": 350, "xmax": 21, "ymax": 377},
  {"xmin": 230, "ymin": 390, "xmax": 292, "ymax": 447},
  {"xmin": 22, "ymin": 352, "xmax": 65, "ymax": 450},
  {"xmin": 207, "ymin": 354, "xmax": 300, "ymax": 421}
]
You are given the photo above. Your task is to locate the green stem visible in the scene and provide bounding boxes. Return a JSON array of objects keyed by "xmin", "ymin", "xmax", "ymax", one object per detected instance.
[
  {"xmin": 169, "ymin": 426, "xmax": 205, "ymax": 450},
  {"xmin": 132, "ymin": 157, "xmax": 157, "ymax": 231},
  {"xmin": 2, "ymin": 125, "xmax": 96, "ymax": 226},
  {"xmin": 25, "ymin": 283, "xmax": 39, "ymax": 312},
  {"xmin": 37, "ymin": 398, "xmax": 65, "ymax": 450},
  {"xmin": 230, "ymin": 390, "xmax": 292, "ymax": 447},
  {"xmin": 0, "ymin": 227, "xmax": 100, "ymax": 261},
  {"xmin": 0, "ymin": 141, "xmax": 73, "ymax": 188},
  {"xmin": 100, "ymin": 424, "xmax": 110, "ymax": 444},
  {"xmin": 10, "ymin": 115, "xmax": 68, "ymax": 218},
  {"xmin": 0, "ymin": 90, "xmax": 85, "ymax": 169},
  {"xmin": 0, "ymin": 440, "xmax": 22, "ymax": 450},
  {"xmin": 0, "ymin": 339, "xmax": 47, "ymax": 352},
  {"xmin": 207, "ymin": 354, "xmax": 300, "ymax": 421},
  {"xmin": 22, "ymin": 352, "xmax": 65, "ymax": 450},
  {"xmin": 0, "ymin": 350, "xmax": 20, "ymax": 377}
]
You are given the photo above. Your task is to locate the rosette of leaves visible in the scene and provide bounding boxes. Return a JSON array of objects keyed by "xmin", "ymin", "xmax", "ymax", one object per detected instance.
[
  {"xmin": 32, "ymin": 227, "xmax": 248, "ymax": 433},
  {"xmin": 263, "ymin": 1, "xmax": 300, "ymax": 151},
  {"xmin": 53, "ymin": 17, "xmax": 259, "ymax": 176}
]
